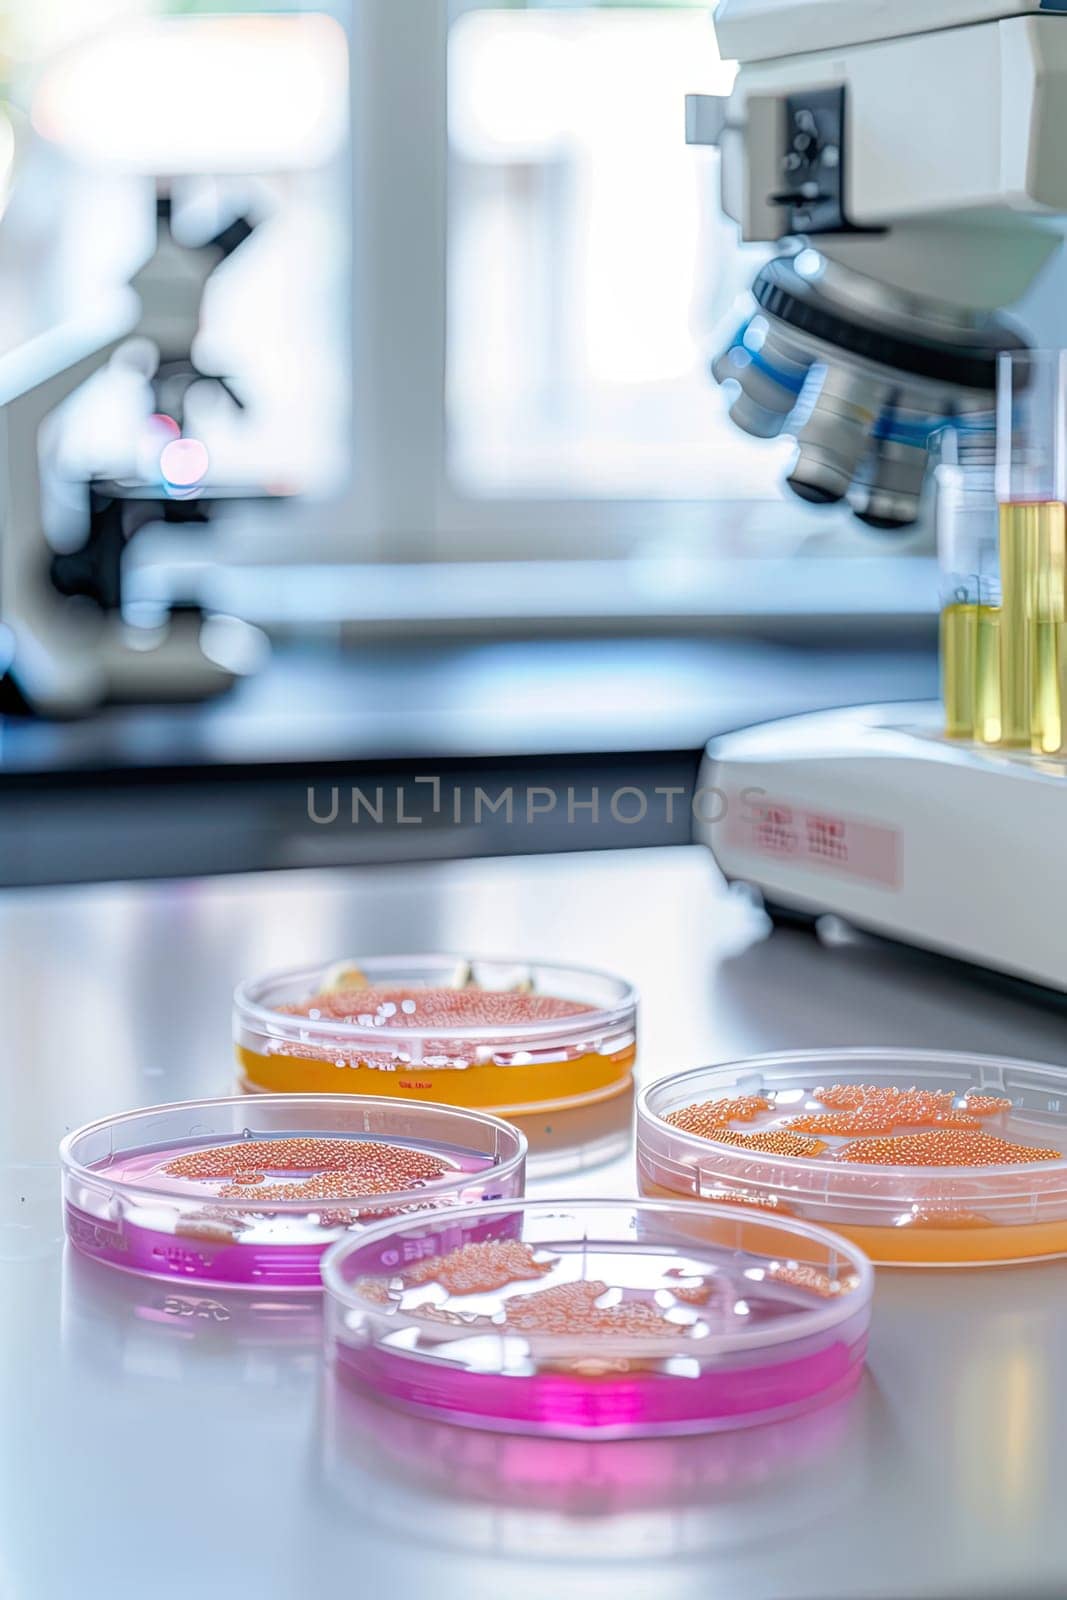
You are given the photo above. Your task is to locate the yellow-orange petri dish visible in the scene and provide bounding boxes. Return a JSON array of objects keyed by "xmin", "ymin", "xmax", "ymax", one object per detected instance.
[
  {"xmin": 636, "ymin": 1049, "xmax": 1067, "ymax": 1267},
  {"xmin": 234, "ymin": 955, "xmax": 637, "ymax": 1116}
]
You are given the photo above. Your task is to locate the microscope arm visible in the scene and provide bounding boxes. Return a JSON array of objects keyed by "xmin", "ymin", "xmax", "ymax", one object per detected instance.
[
  {"xmin": 0, "ymin": 293, "xmax": 257, "ymax": 715},
  {"xmin": 0, "ymin": 297, "xmax": 139, "ymax": 708}
]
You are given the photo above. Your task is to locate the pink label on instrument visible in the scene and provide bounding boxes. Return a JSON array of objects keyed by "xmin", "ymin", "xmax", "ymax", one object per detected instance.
[{"xmin": 725, "ymin": 793, "xmax": 899, "ymax": 888}]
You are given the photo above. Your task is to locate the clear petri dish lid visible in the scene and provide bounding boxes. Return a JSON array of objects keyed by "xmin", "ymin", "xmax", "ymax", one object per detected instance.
[
  {"xmin": 60, "ymin": 1094, "xmax": 526, "ymax": 1292},
  {"xmin": 637, "ymin": 1049, "xmax": 1067, "ymax": 1220},
  {"xmin": 323, "ymin": 1197, "xmax": 872, "ymax": 1438},
  {"xmin": 233, "ymin": 954, "xmax": 637, "ymax": 1113}
]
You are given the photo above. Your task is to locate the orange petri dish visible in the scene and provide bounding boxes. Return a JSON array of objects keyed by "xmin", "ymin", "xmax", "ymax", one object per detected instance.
[
  {"xmin": 637, "ymin": 1049, "xmax": 1067, "ymax": 1267},
  {"xmin": 234, "ymin": 956, "xmax": 637, "ymax": 1115}
]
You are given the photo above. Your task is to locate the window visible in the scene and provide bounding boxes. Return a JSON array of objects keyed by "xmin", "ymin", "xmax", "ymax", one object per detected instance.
[
  {"xmin": 2, "ymin": 3, "xmax": 349, "ymax": 499},
  {"xmin": 5, "ymin": 0, "xmax": 927, "ymax": 622},
  {"xmin": 436, "ymin": 0, "xmax": 868, "ymax": 561},
  {"xmin": 447, "ymin": 3, "xmax": 783, "ymax": 500}
]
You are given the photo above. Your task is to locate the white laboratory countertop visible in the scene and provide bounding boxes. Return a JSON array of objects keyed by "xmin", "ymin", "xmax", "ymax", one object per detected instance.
[{"xmin": 3, "ymin": 846, "xmax": 1067, "ymax": 1600}]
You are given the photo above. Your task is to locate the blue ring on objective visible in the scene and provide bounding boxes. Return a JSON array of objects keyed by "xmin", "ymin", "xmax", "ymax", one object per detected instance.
[{"xmin": 871, "ymin": 412, "xmax": 947, "ymax": 448}]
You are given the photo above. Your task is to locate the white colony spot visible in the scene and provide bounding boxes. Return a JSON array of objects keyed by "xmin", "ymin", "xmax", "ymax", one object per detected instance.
[
  {"xmin": 401, "ymin": 1000, "xmax": 417, "ymax": 1015},
  {"xmin": 734, "ymin": 1299, "xmax": 751, "ymax": 1316},
  {"xmin": 309, "ymin": 1008, "xmax": 321, "ymax": 1020},
  {"xmin": 380, "ymin": 1002, "xmax": 397, "ymax": 1018}
]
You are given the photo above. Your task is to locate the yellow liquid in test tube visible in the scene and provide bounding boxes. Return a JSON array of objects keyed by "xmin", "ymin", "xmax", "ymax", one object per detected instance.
[
  {"xmin": 1033, "ymin": 505, "xmax": 1067, "ymax": 752},
  {"xmin": 999, "ymin": 502, "xmax": 1067, "ymax": 752},
  {"xmin": 941, "ymin": 603, "xmax": 1002, "ymax": 742}
]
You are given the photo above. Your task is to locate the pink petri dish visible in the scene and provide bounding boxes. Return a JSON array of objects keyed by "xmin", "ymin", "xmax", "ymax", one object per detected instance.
[
  {"xmin": 322, "ymin": 1197, "xmax": 872, "ymax": 1438},
  {"xmin": 60, "ymin": 1095, "xmax": 526, "ymax": 1292}
]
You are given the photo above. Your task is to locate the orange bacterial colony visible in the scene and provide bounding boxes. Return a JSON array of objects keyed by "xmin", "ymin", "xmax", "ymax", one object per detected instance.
[
  {"xmin": 501, "ymin": 1280, "xmax": 680, "ymax": 1337},
  {"xmin": 698, "ymin": 1127, "xmax": 828, "ymax": 1158},
  {"xmin": 663, "ymin": 1083, "xmax": 1057, "ymax": 1168},
  {"xmin": 645, "ymin": 1078, "xmax": 1067, "ymax": 1264},
  {"xmin": 287, "ymin": 984, "xmax": 589, "ymax": 1027},
  {"xmin": 962, "ymin": 1095, "xmax": 1013, "ymax": 1116},
  {"xmin": 361, "ymin": 1239, "xmax": 737, "ymax": 1339},
  {"xmin": 663, "ymin": 1095, "xmax": 771, "ymax": 1136},
  {"xmin": 837, "ymin": 1129, "xmax": 1059, "ymax": 1167},
  {"xmin": 786, "ymin": 1106, "xmax": 980, "ymax": 1137},
  {"xmin": 766, "ymin": 1263, "xmax": 860, "ymax": 1300},
  {"xmin": 403, "ymin": 1238, "xmax": 553, "ymax": 1294},
  {"xmin": 162, "ymin": 1137, "xmax": 450, "ymax": 1200}
]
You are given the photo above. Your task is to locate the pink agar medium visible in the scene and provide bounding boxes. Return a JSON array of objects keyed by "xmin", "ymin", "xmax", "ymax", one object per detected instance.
[
  {"xmin": 326, "ymin": 1371, "xmax": 857, "ymax": 1513},
  {"xmin": 324, "ymin": 1199, "xmax": 872, "ymax": 1438}
]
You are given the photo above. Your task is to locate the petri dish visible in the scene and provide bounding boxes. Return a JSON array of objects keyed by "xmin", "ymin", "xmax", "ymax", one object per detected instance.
[
  {"xmin": 322, "ymin": 1196, "xmax": 871, "ymax": 1438},
  {"xmin": 234, "ymin": 955, "xmax": 637, "ymax": 1114},
  {"xmin": 61, "ymin": 1094, "xmax": 526, "ymax": 1291},
  {"xmin": 637, "ymin": 1048, "xmax": 1067, "ymax": 1266}
]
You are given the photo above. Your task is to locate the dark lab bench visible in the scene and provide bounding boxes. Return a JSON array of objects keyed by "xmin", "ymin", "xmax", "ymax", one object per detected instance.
[{"xmin": 1, "ymin": 634, "xmax": 936, "ymax": 886}]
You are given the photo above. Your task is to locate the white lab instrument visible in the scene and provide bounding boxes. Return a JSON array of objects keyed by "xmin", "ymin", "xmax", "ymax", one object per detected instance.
[{"xmin": 692, "ymin": 3, "xmax": 1067, "ymax": 989}]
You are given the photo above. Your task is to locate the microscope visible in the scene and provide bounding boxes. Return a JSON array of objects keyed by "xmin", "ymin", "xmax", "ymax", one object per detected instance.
[
  {"xmin": 689, "ymin": 2, "xmax": 1067, "ymax": 991},
  {"xmin": 0, "ymin": 196, "xmax": 268, "ymax": 716}
]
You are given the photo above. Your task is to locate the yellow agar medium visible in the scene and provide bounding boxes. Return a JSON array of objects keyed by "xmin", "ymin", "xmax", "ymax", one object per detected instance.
[{"xmin": 236, "ymin": 1042, "xmax": 636, "ymax": 1113}]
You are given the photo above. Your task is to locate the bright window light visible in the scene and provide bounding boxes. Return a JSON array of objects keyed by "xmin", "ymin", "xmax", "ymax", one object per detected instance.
[
  {"xmin": 446, "ymin": 6, "xmax": 793, "ymax": 500},
  {"xmin": 32, "ymin": 14, "xmax": 348, "ymax": 172}
]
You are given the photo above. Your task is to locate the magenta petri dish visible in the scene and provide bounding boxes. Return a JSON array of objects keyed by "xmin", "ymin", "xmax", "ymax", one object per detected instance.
[
  {"xmin": 322, "ymin": 1197, "xmax": 872, "ymax": 1438},
  {"xmin": 60, "ymin": 1095, "xmax": 526, "ymax": 1292}
]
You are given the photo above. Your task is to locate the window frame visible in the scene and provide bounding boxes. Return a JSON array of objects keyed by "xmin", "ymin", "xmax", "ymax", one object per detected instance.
[{"xmin": 344, "ymin": 0, "xmax": 841, "ymax": 565}]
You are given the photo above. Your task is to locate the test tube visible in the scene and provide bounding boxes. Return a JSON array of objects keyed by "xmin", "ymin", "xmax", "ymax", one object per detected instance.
[
  {"xmin": 937, "ymin": 427, "xmax": 1000, "ymax": 743},
  {"xmin": 996, "ymin": 350, "xmax": 1067, "ymax": 752}
]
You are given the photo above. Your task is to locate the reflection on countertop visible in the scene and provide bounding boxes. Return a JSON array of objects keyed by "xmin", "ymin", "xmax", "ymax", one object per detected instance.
[
  {"xmin": 513, "ymin": 1084, "xmax": 634, "ymax": 1181},
  {"xmin": 318, "ymin": 1369, "xmax": 869, "ymax": 1557}
]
